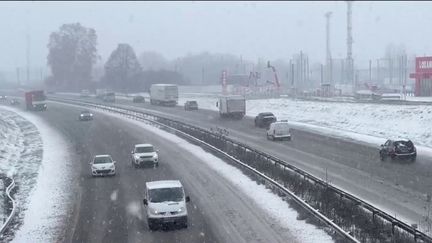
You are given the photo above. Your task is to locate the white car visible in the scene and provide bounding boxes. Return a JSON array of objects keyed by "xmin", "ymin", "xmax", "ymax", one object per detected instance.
[
  {"xmin": 131, "ymin": 144, "xmax": 159, "ymax": 168},
  {"xmin": 90, "ymin": 155, "xmax": 116, "ymax": 176},
  {"xmin": 266, "ymin": 120, "xmax": 291, "ymax": 141},
  {"xmin": 143, "ymin": 180, "xmax": 190, "ymax": 230}
]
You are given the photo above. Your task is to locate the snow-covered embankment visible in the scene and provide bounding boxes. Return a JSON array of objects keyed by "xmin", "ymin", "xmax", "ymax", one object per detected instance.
[{"xmin": 0, "ymin": 106, "xmax": 73, "ymax": 242}]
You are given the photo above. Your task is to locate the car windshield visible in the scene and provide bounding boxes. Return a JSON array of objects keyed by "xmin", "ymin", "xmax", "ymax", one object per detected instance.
[
  {"xmin": 275, "ymin": 123, "xmax": 289, "ymax": 130},
  {"xmin": 148, "ymin": 187, "xmax": 184, "ymax": 203},
  {"xmin": 261, "ymin": 113, "xmax": 274, "ymax": 117},
  {"xmin": 93, "ymin": 156, "xmax": 112, "ymax": 164},
  {"xmin": 395, "ymin": 140, "xmax": 414, "ymax": 148},
  {"xmin": 135, "ymin": 146, "xmax": 154, "ymax": 153},
  {"xmin": 81, "ymin": 111, "xmax": 90, "ymax": 114}
]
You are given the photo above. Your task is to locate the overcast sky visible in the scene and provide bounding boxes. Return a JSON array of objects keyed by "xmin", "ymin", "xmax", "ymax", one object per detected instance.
[{"xmin": 1, "ymin": 1, "xmax": 432, "ymax": 70}]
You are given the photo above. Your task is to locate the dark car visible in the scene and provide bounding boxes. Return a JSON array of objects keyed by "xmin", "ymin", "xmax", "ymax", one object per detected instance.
[
  {"xmin": 254, "ymin": 112, "xmax": 277, "ymax": 128},
  {"xmin": 79, "ymin": 110, "xmax": 93, "ymax": 121},
  {"xmin": 184, "ymin": 100, "xmax": 198, "ymax": 110},
  {"xmin": 0, "ymin": 95, "xmax": 7, "ymax": 101},
  {"xmin": 133, "ymin": 95, "xmax": 145, "ymax": 103},
  {"xmin": 379, "ymin": 139, "xmax": 416, "ymax": 161}
]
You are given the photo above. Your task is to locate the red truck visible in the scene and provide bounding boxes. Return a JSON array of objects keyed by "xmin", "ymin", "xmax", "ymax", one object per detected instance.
[{"xmin": 25, "ymin": 90, "xmax": 47, "ymax": 111}]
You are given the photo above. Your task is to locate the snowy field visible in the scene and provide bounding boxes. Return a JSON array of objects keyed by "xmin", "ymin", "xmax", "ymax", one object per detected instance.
[
  {"xmin": 58, "ymin": 91, "xmax": 432, "ymax": 149},
  {"xmin": 0, "ymin": 106, "xmax": 73, "ymax": 243},
  {"xmin": 178, "ymin": 95, "xmax": 432, "ymax": 150},
  {"xmin": 99, "ymin": 108, "xmax": 335, "ymax": 243}
]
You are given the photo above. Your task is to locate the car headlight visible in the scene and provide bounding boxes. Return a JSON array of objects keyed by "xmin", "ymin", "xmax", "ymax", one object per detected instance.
[
  {"xmin": 109, "ymin": 164, "xmax": 115, "ymax": 169},
  {"xmin": 150, "ymin": 208, "xmax": 159, "ymax": 215},
  {"xmin": 153, "ymin": 154, "xmax": 158, "ymax": 159},
  {"xmin": 91, "ymin": 165, "xmax": 97, "ymax": 170},
  {"xmin": 90, "ymin": 114, "xmax": 93, "ymax": 116},
  {"xmin": 177, "ymin": 207, "xmax": 185, "ymax": 213}
]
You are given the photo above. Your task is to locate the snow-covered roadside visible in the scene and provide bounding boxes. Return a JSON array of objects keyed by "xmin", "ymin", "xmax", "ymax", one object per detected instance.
[
  {"xmin": 101, "ymin": 110, "xmax": 334, "ymax": 242},
  {"xmin": 177, "ymin": 95, "xmax": 432, "ymax": 151},
  {"xmin": 0, "ymin": 106, "xmax": 73, "ymax": 243},
  {"xmin": 0, "ymin": 108, "xmax": 43, "ymax": 241}
]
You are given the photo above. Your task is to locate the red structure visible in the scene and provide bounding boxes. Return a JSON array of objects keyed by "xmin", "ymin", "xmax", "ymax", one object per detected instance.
[{"xmin": 410, "ymin": 56, "xmax": 432, "ymax": 96}]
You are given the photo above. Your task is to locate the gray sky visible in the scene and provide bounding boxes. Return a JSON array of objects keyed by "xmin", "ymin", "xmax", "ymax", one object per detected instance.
[{"xmin": 1, "ymin": 1, "xmax": 432, "ymax": 70}]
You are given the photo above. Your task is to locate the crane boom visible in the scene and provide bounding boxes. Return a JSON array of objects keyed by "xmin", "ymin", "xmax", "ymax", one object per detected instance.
[{"xmin": 267, "ymin": 61, "xmax": 281, "ymax": 88}]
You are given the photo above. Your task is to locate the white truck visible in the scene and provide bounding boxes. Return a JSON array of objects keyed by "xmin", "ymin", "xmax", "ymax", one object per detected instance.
[
  {"xmin": 96, "ymin": 89, "xmax": 107, "ymax": 99},
  {"xmin": 150, "ymin": 84, "xmax": 178, "ymax": 106},
  {"xmin": 216, "ymin": 95, "xmax": 246, "ymax": 119}
]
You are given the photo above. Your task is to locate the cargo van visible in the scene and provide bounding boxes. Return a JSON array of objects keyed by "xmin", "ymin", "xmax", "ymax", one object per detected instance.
[
  {"xmin": 266, "ymin": 120, "xmax": 291, "ymax": 141},
  {"xmin": 143, "ymin": 180, "xmax": 190, "ymax": 230}
]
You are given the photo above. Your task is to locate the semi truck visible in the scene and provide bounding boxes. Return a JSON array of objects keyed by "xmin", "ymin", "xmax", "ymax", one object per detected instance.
[
  {"xmin": 96, "ymin": 89, "xmax": 107, "ymax": 99},
  {"xmin": 25, "ymin": 90, "xmax": 47, "ymax": 111},
  {"xmin": 102, "ymin": 92, "xmax": 115, "ymax": 102},
  {"xmin": 216, "ymin": 95, "xmax": 246, "ymax": 119},
  {"xmin": 150, "ymin": 84, "xmax": 178, "ymax": 106}
]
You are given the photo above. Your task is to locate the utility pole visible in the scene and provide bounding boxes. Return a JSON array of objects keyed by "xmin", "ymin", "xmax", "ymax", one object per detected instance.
[
  {"xmin": 346, "ymin": 1, "xmax": 354, "ymax": 90},
  {"xmin": 369, "ymin": 60, "xmax": 372, "ymax": 83},
  {"xmin": 320, "ymin": 64, "xmax": 324, "ymax": 85},
  {"xmin": 377, "ymin": 59, "xmax": 380, "ymax": 83},
  {"xmin": 291, "ymin": 61, "xmax": 295, "ymax": 89},
  {"xmin": 16, "ymin": 67, "xmax": 20, "ymax": 86},
  {"xmin": 325, "ymin": 11, "xmax": 333, "ymax": 86},
  {"xmin": 26, "ymin": 33, "xmax": 30, "ymax": 84}
]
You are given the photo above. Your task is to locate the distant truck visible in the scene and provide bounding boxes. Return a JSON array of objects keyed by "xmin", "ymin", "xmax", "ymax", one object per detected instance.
[
  {"xmin": 150, "ymin": 84, "xmax": 178, "ymax": 106},
  {"xmin": 80, "ymin": 89, "xmax": 91, "ymax": 97},
  {"xmin": 96, "ymin": 89, "xmax": 107, "ymax": 99},
  {"xmin": 103, "ymin": 92, "xmax": 115, "ymax": 102},
  {"xmin": 25, "ymin": 90, "xmax": 47, "ymax": 111},
  {"xmin": 216, "ymin": 95, "xmax": 246, "ymax": 119}
]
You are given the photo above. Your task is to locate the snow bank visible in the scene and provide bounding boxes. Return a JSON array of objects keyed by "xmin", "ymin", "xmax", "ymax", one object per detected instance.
[
  {"xmin": 178, "ymin": 95, "xmax": 432, "ymax": 149},
  {"xmin": 103, "ymin": 111, "xmax": 334, "ymax": 243},
  {"xmin": 0, "ymin": 108, "xmax": 43, "ymax": 241},
  {"xmin": 0, "ymin": 106, "xmax": 72, "ymax": 243}
]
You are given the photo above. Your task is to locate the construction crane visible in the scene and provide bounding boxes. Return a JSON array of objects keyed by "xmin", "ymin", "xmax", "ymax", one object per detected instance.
[{"xmin": 267, "ymin": 61, "xmax": 281, "ymax": 89}]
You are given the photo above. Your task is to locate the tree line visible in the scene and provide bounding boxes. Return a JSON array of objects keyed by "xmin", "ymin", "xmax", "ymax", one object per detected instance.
[{"xmin": 46, "ymin": 23, "xmax": 188, "ymax": 92}]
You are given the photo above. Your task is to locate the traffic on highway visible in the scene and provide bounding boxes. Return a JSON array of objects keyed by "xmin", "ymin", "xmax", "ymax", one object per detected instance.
[{"xmin": 2, "ymin": 2, "xmax": 432, "ymax": 243}]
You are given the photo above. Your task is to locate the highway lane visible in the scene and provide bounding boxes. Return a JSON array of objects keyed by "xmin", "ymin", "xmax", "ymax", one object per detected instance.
[
  {"xmin": 60, "ymin": 95, "xmax": 432, "ymax": 227},
  {"xmin": 29, "ymin": 101, "xmax": 300, "ymax": 243}
]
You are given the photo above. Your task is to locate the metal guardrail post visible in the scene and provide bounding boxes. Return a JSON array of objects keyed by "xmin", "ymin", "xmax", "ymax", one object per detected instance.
[{"xmin": 0, "ymin": 177, "xmax": 16, "ymax": 236}]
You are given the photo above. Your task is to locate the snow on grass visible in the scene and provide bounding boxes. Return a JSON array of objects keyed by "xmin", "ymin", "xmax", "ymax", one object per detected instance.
[
  {"xmin": 0, "ymin": 106, "xmax": 72, "ymax": 243},
  {"xmin": 0, "ymin": 108, "xmax": 43, "ymax": 242},
  {"xmin": 178, "ymin": 95, "xmax": 432, "ymax": 149},
  {"xmin": 102, "ymin": 111, "xmax": 334, "ymax": 243}
]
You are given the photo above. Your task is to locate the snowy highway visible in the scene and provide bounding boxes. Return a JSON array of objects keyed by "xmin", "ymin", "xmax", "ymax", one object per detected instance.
[
  {"xmin": 57, "ymin": 94, "xmax": 432, "ymax": 231},
  {"xmin": 5, "ymin": 101, "xmax": 332, "ymax": 243}
]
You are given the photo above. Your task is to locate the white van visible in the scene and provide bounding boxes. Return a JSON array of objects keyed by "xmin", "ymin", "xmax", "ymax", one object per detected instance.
[
  {"xmin": 143, "ymin": 180, "xmax": 190, "ymax": 230},
  {"xmin": 266, "ymin": 120, "xmax": 291, "ymax": 141}
]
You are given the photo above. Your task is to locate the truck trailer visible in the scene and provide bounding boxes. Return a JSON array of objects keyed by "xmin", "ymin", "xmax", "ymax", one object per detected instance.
[
  {"xmin": 25, "ymin": 90, "xmax": 47, "ymax": 111},
  {"xmin": 217, "ymin": 95, "xmax": 246, "ymax": 119},
  {"xmin": 150, "ymin": 84, "xmax": 178, "ymax": 106}
]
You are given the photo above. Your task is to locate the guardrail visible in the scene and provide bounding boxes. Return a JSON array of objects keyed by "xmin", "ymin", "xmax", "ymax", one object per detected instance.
[
  {"xmin": 0, "ymin": 177, "xmax": 16, "ymax": 236},
  {"xmin": 49, "ymin": 96, "xmax": 432, "ymax": 243}
]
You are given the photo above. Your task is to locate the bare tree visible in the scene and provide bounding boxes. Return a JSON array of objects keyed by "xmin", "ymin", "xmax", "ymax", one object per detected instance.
[{"xmin": 47, "ymin": 23, "xmax": 98, "ymax": 91}]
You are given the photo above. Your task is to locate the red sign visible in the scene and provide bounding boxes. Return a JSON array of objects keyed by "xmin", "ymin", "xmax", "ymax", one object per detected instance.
[{"xmin": 416, "ymin": 56, "xmax": 432, "ymax": 73}]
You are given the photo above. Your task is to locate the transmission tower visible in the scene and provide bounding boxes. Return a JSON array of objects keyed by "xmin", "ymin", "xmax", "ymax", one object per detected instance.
[
  {"xmin": 325, "ymin": 12, "xmax": 332, "ymax": 85},
  {"xmin": 346, "ymin": 1, "xmax": 354, "ymax": 88}
]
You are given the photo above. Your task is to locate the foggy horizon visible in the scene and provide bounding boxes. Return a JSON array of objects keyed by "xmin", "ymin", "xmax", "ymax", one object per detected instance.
[{"xmin": 1, "ymin": 1, "xmax": 432, "ymax": 70}]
